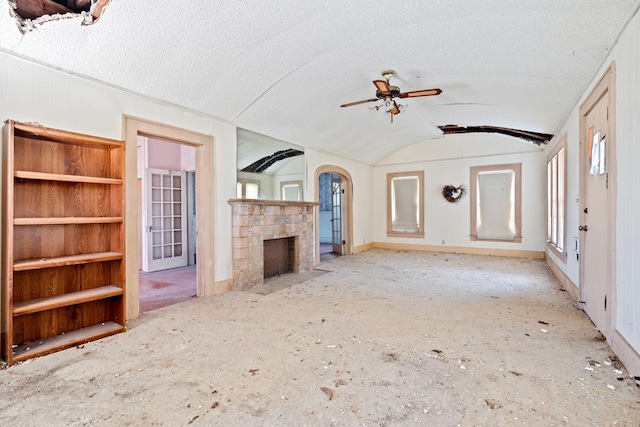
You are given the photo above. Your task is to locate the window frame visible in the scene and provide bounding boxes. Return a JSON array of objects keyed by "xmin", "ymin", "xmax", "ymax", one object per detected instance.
[
  {"xmin": 236, "ymin": 178, "xmax": 261, "ymax": 199},
  {"xmin": 546, "ymin": 136, "xmax": 567, "ymax": 262},
  {"xmin": 470, "ymin": 163, "xmax": 522, "ymax": 243},
  {"xmin": 280, "ymin": 180, "xmax": 303, "ymax": 201},
  {"xmin": 386, "ymin": 170, "xmax": 425, "ymax": 238}
]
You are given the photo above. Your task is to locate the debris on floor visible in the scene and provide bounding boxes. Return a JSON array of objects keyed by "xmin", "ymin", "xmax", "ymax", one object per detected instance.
[{"xmin": 321, "ymin": 387, "xmax": 334, "ymax": 400}]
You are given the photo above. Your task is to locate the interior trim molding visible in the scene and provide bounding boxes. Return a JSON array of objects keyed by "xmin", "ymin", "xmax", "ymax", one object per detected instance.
[
  {"xmin": 208, "ymin": 279, "xmax": 234, "ymax": 296},
  {"xmin": 546, "ymin": 255, "xmax": 579, "ymax": 302},
  {"xmin": 612, "ymin": 329, "xmax": 640, "ymax": 377},
  {"xmin": 123, "ymin": 115, "xmax": 215, "ymax": 319},
  {"xmin": 353, "ymin": 242, "xmax": 374, "ymax": 254},
  {"xmin": 371, "ymin": 242, "xmax": 544, "ymax": 259}
]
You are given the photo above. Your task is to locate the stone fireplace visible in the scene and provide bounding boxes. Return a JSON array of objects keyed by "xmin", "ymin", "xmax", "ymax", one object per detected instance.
[{"xmin": 229, "ymin": 199, "xmax": 318, "ymax": 290}]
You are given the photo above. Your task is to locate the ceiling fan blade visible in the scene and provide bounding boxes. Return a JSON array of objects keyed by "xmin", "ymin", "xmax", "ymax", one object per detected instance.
[
  {"xmin": 390, "ymin": 101, "xmax": 401, "ymax": 115},
  {"xmin": 373, "ymin": 80, "xmax": 391, "ymax": 93},
  {"xmin": 399, "ymin": 88, "xmax": 442, "ymax": 98},
  {"xmin": 340, "ymin": 98, "xmax": 379, "ymax": 108}
]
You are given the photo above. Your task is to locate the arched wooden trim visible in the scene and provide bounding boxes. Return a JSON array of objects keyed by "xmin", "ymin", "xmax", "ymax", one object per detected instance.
[{"xmin": 314, "ymin": 165, "xmax": 354, "ymax": 264}]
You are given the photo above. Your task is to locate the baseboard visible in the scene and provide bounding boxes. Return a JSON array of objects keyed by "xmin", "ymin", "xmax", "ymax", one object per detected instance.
[
  {"xmin": 546, "ymin": 256, "xmax": 580, "ymax": 302},
  {"xmin": 612, "ymin": 329, "xmax": 640, "ymax": 377},
  {"xmin": 203, "ymin": 278, "xmax": 234, "ymax": 297},
  {"xmin": 370, "ymin": 242, "xmax": 544, "ymax": 259},
  {"xmin": 352, "ymin": 242, "xmax": 374, "ymax": 254}
]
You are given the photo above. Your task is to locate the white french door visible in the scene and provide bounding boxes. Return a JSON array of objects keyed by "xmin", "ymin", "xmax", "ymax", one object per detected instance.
[
  {"xmin": 143, "ymin": 168, "xmax": 188, "ymax": 272},
  {"xmin": 331, "ymin": 177, "xmax": 343, "ymax": 254}
]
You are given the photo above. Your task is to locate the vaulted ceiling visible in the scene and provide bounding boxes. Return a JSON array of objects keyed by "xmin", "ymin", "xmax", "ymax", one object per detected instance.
[{"xmin": 1, "ymin": 1, "xmax": 638, "ymax": 164}]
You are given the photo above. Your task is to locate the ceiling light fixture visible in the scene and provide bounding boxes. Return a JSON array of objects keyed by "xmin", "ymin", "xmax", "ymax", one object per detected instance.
[
  {"xmin": 341, "ymin": 69, "xmax": 441, "ymax": 124},
  {"xmin": 372, "ymin": 98, "xmax": 408, "ymax": 123}
]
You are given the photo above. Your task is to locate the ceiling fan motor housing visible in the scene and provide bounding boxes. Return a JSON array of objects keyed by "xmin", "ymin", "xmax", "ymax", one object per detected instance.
[{"xmin": 376, "ymin": 86, "xmax": 401, "ymax": 99}]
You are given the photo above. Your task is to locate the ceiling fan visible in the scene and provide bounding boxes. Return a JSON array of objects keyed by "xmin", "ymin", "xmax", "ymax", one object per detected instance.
[{"xmin": 340, "ymin": 70, "xmax": 442, "ymax": 122}]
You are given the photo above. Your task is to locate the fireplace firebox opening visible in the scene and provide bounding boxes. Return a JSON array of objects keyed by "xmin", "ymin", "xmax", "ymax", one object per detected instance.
[{"xmin": 264, "ymin": 237, "xmax": 296, "ymax": 279}]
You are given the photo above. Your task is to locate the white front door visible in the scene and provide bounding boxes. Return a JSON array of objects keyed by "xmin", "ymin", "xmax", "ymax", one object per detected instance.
[
  {"xmin": 144, "ymin": 168, "xmax": 188, "ymax": 272},
  {"xmin": 579, "ymin": 65, "xmax": 615, "ymax": 338}
]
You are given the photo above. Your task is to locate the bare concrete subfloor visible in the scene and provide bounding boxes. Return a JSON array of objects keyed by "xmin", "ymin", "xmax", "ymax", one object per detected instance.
[{"xmin": 1, "ymin": 249, "xmax": 639, "ymax": 426}]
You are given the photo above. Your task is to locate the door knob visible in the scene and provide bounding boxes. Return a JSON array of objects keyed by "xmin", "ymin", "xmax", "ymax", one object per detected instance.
[{"xmin": 578, "ymin": 225, "xmax": 588, "ymax": 231}]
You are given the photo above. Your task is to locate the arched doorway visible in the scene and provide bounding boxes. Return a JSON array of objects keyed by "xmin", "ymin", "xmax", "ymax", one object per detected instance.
[{"xmin": 314, "ymin": 166, "xmax": 353, "ymax": 264}]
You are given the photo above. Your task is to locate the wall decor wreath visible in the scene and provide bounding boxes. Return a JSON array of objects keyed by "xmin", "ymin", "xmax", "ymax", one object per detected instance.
[{"xmin": 442, "ymin": 184, "xmax": 467, "ymax": 203}]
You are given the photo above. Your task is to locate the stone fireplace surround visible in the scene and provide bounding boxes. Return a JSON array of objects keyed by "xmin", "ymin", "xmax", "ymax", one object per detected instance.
[{"xmin": 229, "ymin": 199, "xmax": 318, "ymax": 290}]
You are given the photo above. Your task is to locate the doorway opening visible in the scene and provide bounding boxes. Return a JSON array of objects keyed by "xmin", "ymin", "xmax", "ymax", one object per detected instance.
[
  {"xmin": 315, "ymin": 166, "xmax": 354, "ymax": 264},
  {"xmin": 318, "ymin": 173, "xmax": 343, "ymax": 259},
  {"xmin": 125, "ymin": 116, "xmax": 215, "ymax": 320},
  {"xmin": 137, "ymin": 136, "xmax": 197, "ymax": 312}
]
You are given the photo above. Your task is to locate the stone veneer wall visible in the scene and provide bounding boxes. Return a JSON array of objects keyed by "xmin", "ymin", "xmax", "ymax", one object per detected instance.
[{"xmin": 229, "ymin": 199, "xmax": 318, "ymax": 290}]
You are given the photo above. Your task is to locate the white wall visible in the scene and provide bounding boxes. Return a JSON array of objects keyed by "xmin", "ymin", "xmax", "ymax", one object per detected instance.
[
  {"xmin": 546, "ymin": 7, "xmax": 640, "ymax": 373},
  {"xmin": 614, "ymin": 8, "xmax": 640, "ymax": 361},
  {"xmin": 305, "ymin": 149, "xmax": 374, "ymax": 249},
  {"xmin": 373, "ymin": 133, "xmax": 546, "ymax": 252},
  {"xmin": 0, "ymin": 50, "xmax": 237, "ymax": 288}
]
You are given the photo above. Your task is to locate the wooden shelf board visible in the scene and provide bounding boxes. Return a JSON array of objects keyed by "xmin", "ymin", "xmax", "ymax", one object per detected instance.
[
  {"xmin": 11, "ymin": 321, "xmax": 125, "ymax": 363},
  {"xmin": 14, "ymin": 217, "xmax": 123, "ymax": 225},
  {"xmin": 15, "ymin": 170, "xmax": 122, "ymax": 185},
  {"xmin": 13, "ymin": 252, "xmax": 123, "ymax": 271},
  {"xmin": 13, "ymin": 285, "xmax": 124, "ymax": 316},
  {"xmin": 13, "ymin": 122, "xmax": 123, "ymax": 148}
]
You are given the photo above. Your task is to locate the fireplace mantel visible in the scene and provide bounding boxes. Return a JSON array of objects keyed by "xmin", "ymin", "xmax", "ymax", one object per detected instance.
[{"xmin": 229, "ymin": 199, "xmax": 319, "ymax": 290}]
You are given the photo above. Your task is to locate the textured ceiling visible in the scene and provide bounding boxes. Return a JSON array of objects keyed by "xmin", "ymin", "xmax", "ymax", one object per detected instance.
[{"xmin": 1, "ymin": 1, "xmax": 638, "ymax": 164}]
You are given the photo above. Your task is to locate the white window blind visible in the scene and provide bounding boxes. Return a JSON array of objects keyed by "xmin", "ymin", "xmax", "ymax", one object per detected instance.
[
  {"xmin": 391, "ymin": 176, "xmax": 420, "ymax": 233},
  {"xmin": 282, "ymin": 183, "xmax": 301, "ymax": 201},
  {"xmin": 476, "ymin": 170, "xmax": 516, "ymax": 240}
]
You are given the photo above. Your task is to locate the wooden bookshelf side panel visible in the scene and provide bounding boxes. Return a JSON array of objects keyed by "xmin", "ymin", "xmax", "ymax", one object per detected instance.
[
  {"xmin": 12, "ymin": 299, "xmax": 124, "ymax": 345},
  {"xmin": 13, "ymin": 224, "xmax": 122, "ymax": 260},
  {"xmin": 14, "ymin": 181, "xmax": 122, "ymax": 219},
  {"xmin": 13, "ymin": 262, "xmax": 122, "ymax": 303},
  {"xmin": 1, "ymin": 122, "xmax": 14, "ymax": 364},
  {"xmin": 13, "ymin": 135, "xmax": 119, "ymax": 179}
]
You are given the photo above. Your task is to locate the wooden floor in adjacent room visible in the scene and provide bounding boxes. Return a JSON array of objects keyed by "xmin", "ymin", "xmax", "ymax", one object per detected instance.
[{"xmin": 138, "ymin": 265, "xmax": 197, "ymax": 312}]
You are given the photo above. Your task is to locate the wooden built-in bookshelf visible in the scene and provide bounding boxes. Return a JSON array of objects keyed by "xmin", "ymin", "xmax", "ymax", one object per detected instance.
[{"xmin": 1, "ymin": 120, "xmax": 126, "ymax": 365}]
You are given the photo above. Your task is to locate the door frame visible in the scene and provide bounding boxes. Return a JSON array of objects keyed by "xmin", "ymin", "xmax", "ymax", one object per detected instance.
[
  {"xmin": 124, "ymin": 116, "xmax": 215, "ymax": 320},
  {"xmin": 578, "ymin": 62, "xmax": 617, "ymax": 340},
  {"xmin": 314, "ymin": 165, "xmax": 353, "ymax": 263}
]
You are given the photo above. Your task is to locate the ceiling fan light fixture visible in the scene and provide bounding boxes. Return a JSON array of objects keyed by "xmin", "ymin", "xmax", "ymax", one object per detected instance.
[{"xmin": 341, "ymin": 69, "xmax": 441, "ymax": 123}]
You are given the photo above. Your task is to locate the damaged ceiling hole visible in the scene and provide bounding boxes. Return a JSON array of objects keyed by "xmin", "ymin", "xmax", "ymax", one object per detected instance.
[
  {"xmin": 439, "ymin": 125, "xmax": 553, "ymax": 145},
  {"xmin": 9, "ymin": 0, "xmax": 111, "ymax": 28}
]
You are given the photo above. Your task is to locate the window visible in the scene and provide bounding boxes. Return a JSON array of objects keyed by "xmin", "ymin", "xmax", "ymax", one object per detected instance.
[
  {"xmin": 237, "ymin": 180, "xmax": 260, "ymax": 199},
  {"xmin": 470, "ymin": 163, "xmax": 522, "ymax": 242},
  {"xmin": 547, "ymin": 137, "xmax": 567, "ymax": 260},
  {"xmin": 280, "ymin": 181, "xmax": 303, "ymax": 201},
  {"xmin": 387, "ymin": 171, "xmax": 424, "ymax": 238}
]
